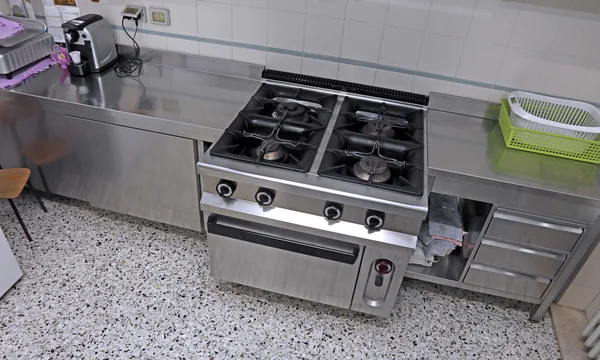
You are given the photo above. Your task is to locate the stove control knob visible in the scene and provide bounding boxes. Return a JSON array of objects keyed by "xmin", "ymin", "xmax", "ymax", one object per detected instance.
[
  {"xmin": 255, "ymin": 188, "xmax": 275, "ymax": 206},
  {"xmin": 216, "ymin": 180, "xmax": 236, "ymax": 198},
  {"xmin": 323, "ymin": 203, "xmax": 343, "ymax": 221},
  {"xmin": 365, "ymin": 210, "xmax": 385, "ymax": 230}
]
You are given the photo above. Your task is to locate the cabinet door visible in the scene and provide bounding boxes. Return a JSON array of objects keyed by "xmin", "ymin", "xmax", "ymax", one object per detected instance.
[{"xmin": 39, "ymin": 114, "xmax": 201, "ymax": 231}]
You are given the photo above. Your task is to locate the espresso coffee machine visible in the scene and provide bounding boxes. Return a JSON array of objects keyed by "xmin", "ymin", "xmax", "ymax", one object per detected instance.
[{"xmin": 62, "ymin": 14, "xmax": 117, "ymax": 73}]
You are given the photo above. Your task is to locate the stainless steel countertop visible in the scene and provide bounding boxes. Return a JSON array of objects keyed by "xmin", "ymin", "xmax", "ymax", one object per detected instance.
[
  {"xmin": 428, "ymin": 93, "xmax": 600, "ymax": 206},
  {"xmin": 2, "ymin": 49, "xmax": 263, "ymax": 143}
]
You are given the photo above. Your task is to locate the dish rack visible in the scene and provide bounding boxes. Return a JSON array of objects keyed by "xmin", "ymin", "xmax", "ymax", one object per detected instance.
[{"xmin": 499, "ymin": 91, "xmax": 600, "ymax": 164}]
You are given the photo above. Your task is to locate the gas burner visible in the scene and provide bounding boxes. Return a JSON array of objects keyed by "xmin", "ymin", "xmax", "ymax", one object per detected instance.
[
  {"xmin": 273, "ymin": 102, "xmax": 307, "ymax": 121},
  {"xmin": 352, "ymin": 156, "xmax": 392, "ymax": 183},
  {"xmin": 252, "ymin": 141, "xmax": 288, "ymax": 162},
  {"xmin": 361, "ymin": 121, "xmax": 394, "ymax": 138},
  {"xmin": 318, "ymin": 97, "xmax": 425, "ymax": 195},
  {"xmin": 210, "ymin": 83, "xmax": 337, "ymax": 173},
  {"xmin": 355, "ymin": 106, "xmax": 410, "ymax": 138},
  {"xmin": 243, "ymin": 125, "xmax": 300, "ymax": 162},
  {"xmin": 345, "ymin": 141, "xmax": 406, "ymax": 168}
]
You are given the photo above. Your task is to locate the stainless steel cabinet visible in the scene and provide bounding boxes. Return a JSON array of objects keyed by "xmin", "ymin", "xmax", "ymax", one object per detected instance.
[
  {"xmin": 474, "ymin": 239, "xmax": 566, "ymax": 278},
  {"xmin": 486, "ymin": 210, "xmax": 583, "ymax": 253},
  {"xmin": 2, "ymin": 111, "xmax": 201, "ymax": 231},
  {"xmin": 464, "ymin": 264, "xmax": 550, "ymax": 299}
]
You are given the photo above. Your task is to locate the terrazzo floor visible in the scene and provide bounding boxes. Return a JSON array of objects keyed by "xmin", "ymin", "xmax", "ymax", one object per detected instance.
[{"xmin": 0, "ymin": 193, "xmax": 560, "ymax": 359}]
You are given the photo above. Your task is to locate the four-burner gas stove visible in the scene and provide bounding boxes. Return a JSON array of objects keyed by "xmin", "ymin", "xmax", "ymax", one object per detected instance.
[{"xmin": 198, "ymin": 71, "xmax": 429, "ymax": 317}]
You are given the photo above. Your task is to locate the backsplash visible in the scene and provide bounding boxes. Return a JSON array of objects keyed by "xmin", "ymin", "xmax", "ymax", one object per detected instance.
[{"xmin": 33, "ymin": 0, "xmax": 600, "ymax": 104}]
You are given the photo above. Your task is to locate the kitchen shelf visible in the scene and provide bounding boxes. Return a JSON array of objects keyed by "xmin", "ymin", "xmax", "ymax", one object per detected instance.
[{"xmin": 405, "ymin": 195, "xmax": 494, "ymax": 287}]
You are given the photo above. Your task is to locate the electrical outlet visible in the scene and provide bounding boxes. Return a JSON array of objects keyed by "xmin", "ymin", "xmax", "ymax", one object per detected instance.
[
  {"xmin": 139, "ymin": 7, "xmax": 147, "ymax": 23},
  {"xmin": 149, "ymin": 7, "xmax": 170, "ymax": 26},
  {"xmin": 121, "ymin": 4, "xmax": 146, "ymax": 23}
]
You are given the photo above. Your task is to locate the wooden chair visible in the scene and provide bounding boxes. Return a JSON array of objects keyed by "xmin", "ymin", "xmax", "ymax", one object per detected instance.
[{"xmin": 0, "ymin": 168, "xmax": 35, "ymax": 241}]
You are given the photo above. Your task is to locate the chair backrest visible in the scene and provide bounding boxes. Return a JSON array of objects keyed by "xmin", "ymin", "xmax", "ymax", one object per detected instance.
[{"xmin": 0, "ymin": 168, "xmax": 31, "ymax": 199}]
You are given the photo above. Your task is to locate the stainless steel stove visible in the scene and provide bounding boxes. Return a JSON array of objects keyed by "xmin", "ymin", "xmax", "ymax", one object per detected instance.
[{"xmin": 198, "ymin": 73, "xmax": 429, "ymax": 317}]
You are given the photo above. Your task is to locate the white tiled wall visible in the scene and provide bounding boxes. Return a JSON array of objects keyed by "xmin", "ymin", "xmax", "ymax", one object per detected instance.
[
  {"xmin": 37, "ymin": 0, "xmax": 600, "ymax": 103},
  {"xmin": 559, "ymin": 243, "xmax": 600, "ymax": 314}
]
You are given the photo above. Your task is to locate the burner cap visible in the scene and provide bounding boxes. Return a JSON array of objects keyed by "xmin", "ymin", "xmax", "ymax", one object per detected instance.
[
  {"xmin": 361, "ymin": 121, "xmax": 395, "ymax": 138},
  {"xmin": 273, "ymin": 102, "xmax": 307, "ymax": 120},
  {"xmin": 254, "ymin": 142, "xmax": 288, "ymax": 162},
  {"xmin": 352, "ymin": 156, "xmax": 392, "ymax": 183}
]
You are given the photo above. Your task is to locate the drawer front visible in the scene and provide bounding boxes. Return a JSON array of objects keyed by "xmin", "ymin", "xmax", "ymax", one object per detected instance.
[
  {"xmin": 206, "ymin": 215, "xmax": 362, "ymax": 309},
  {"xmin": 464, "ymin": 264, "xmax": 550, "ymax": 299},
  {"xmin": 486, "ymin": 211, "xmax": 583, "ymax": 253},
  {"xmin": 475, "ymin": 239, "xmax": 566, "ymax": 278}
]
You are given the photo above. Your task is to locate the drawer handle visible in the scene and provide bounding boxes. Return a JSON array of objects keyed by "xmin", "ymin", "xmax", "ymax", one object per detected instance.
[
  {"xmin": 481, "ymin": 239, "xmax": 567, "ymax": 260},
  {"xmin": 470, "ymin": 263, "xmax": 551, "ymax": 284},
  {"xmin": 207, "ymin": 215, "xmax": 360, "ymax": 265},
  {"xmin": 494, "ymin": 212, "xmax": 583, "ymax": 235}
]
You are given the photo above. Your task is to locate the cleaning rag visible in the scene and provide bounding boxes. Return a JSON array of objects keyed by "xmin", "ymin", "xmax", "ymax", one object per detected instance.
[
  {"xmin": 417, "ymin": 220, "xmax": 457, "ymax": 258},
  {"xmin": 0, "ymin": 58, "xmax": 56, "ymax": 89},
  {"xmin": 428, "ymin": 193, "xmax": 463, "ymax": 245},
  {"xmin": 0, "ymin": 17, "xmax": 24, "ymax": 40}
]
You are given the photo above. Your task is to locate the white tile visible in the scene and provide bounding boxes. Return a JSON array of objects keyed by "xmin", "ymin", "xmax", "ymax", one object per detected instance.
[
  {"xmin": 386, "ymin": 0, "xmax": 432, "ymax": 31},
  {"xmin": 232, "ymin": 47, "xmax": 267, "ymax": 64},
  {"xmin": 558, "ymin": 284, "xmax": 599, "ymax": 311},
  {"xmin": 268, "ymin": 10, "xmax": 305, "ymax": 51},
  {"xmin": 302, "ymin": 57, "xmax": 340, "ymax": 77},
  {"xmin": 168, "ymin": 0, "xmax": 198, "ymax": 36},
  {"xmin": 306, "ymin": 0, "xmax": 347, "ymax": 18},
  {"xmin": 523, "ymin": 0, "xmax": 571, "ymax": 10},
  {"xmin": 488, "ymin": 88, "xmax": 507, "ymax": 103},
  {"xmin": 552, "ymin": 10, "xmax": 600, "ymax": 60},
  {"xmin": 232, "ymin": 0, "xmax": 268, "ymax": 7},
  {"xmin": 378, "ymin": 26, "xmax": 423, "ymax": 70},
  {"xmin": 587, "ymin": 293, "xmax": 600, "ymax": 320},
  {"xmin": 456, "ymin": 40, "xmax": 505, "ymax": 83},
  {"xmin": 417, "ymin": 33, "xmax": 464, "ymax": 77},
  {"xmin": 374, "ymin": 69, "xmax": 414, "ymax": 91},
  {"xmin": 340, "ymin": 21, "xmax": 384, "ymax": 63},
  {"xmin": 509, "ymin": 4, "xmax": 566, "ymax": 51},
  {"xmin": 209, "ymin": 0, "xmax": 232, "ymax": 3},
  {"xmin": 135, "ymin": 33, "xmax": 167, "ymax": 50},
  {"xmin": 345, "ymin": 0, "xmax": 389, "ymax": 24},
  {"xmin": 412, "ymin": 76, "xmax": 454, "ymax": 95},
  {"xmin": 268, "ymin": 0, "xmax": 307, "ymax": 13},
  {"xmin": 467, "ymin": 0, "xmax": 521, "ymax": 45},
  {"xmin": 303, "ymin": 15, "xmax": 343, "ymax": 56},
  {"xmin": 166, "ymin": 38, "xmax": 200, "ymax": 55},
  {"xmin": 573, "ymin": 257, "xmax": 600, "ymax": 289},
  {"xmin": 198, "ymin": 43, "xmax": 233, "ymax": 59},
  {"xmin": 113, "ymin": 30, "xmax": 131, "ymax": 45},
  {"xmin": 267, "ymin": 52, "xmax": 303, "ymax": 72},
  {"xmin": 591, "ymin": 239, "xmax": 600, "ymax": 260},
  {"xmin": 197, "ymin": 1, "xmax": 232, "ymax": 41},
  {"xmin": 577, "ymin": 63, "xmax": 600, "ymax": 103},
  {"xmin": 232, "ymin": 5, "xmax": 268, "ymax": 45},
  {"xmin": 494, "ymin": 47, "xmax": 587, "ymax": 98},
  {"xmin": 496, "ymin": 47, "xmax": 546, "ymax": 92},
  {"xmin": 539, "ymin": 54, "xmax": 588, "ymax": 98},
  {"xmin": 452, "ymin": 83, "xmax": 490, "ymax": 101},
  {"xmin": 570, "ymin": 0, "xmax": 600, "ymax": 13},
  {"xmin": 426, "ymin": 0, "xmax": 476, "ymax": 38},
  {"xmin": 337, "ymin": 63, "xmax": 376, "ymax": 84}
]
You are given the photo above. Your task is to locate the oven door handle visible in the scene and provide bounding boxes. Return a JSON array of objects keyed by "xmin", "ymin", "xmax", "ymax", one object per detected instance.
[{"xmin": 207, "ymin": 215, "xmax": 360, "ymax": 265}]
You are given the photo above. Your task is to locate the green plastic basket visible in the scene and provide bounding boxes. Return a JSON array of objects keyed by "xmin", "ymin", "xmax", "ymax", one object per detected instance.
[{"xmin": 499, "ymin": 99, "xmax": 600, "ymax": 164}]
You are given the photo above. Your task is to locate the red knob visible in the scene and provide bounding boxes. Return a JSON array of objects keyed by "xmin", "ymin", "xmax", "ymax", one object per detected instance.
[{"xmin": 374, "ymin": 259, "xmax": 393, "ymax": 275}]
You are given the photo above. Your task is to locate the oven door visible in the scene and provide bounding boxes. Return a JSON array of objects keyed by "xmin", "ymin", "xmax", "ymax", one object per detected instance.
[{"xmin": 206, "ymin": 214, "xmax": 362, "ymax": 309}]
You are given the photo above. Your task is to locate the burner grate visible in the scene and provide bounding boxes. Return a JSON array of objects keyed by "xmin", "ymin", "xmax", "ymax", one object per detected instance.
[
  {"xmin": 210, "ymin": 83, "xmax": 337, "ymax": 172},
  {"xmin": 318, "ymin": 97, "xmax": 425, "ymax": 195}
]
